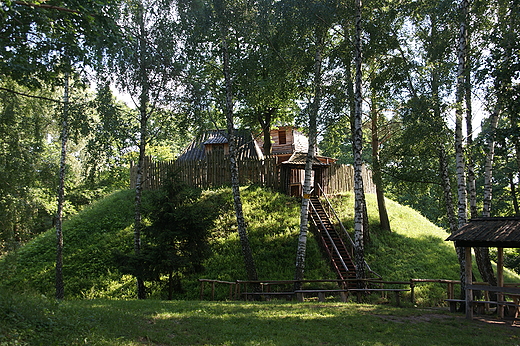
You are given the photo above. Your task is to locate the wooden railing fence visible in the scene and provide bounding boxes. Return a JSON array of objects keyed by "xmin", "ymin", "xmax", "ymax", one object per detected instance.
[
  {"xmin": 197, "ymin": 278, "xmax": 466, "ymax": 305},
  {"xmin": 130, "ymin": 154, "xmax": 375, "ymax": 194}
]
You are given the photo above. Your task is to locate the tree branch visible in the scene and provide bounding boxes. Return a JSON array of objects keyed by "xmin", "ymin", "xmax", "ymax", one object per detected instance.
[
  {"xmin": 0, "ymin": 86, "xmax": 61, "ymax": 103},
  {"xmin": 13, "ymin": 1, "xmax": 80, "ymax": 14}
]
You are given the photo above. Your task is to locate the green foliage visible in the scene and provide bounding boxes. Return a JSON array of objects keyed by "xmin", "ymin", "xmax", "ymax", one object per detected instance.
[
  {"xmin": 0, "ymin": 82, "xmax": 61, "ymax": 253},
  {"xmin": 114, "ymin": 179, "xmax": 219, "ymax": 297},
  {"xmin": 1, "ymin": 0, "xmax": 121, "ymax": 88}
]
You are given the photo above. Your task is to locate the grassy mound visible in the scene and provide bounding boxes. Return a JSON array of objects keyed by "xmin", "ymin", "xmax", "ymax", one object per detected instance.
[
  {"xmin": 1, "ymin": 186, "xmax": 517, "ymax": 304},
  {"xmin": 0, "ymin": 187, "xmax": 332, "ymax": 299}
]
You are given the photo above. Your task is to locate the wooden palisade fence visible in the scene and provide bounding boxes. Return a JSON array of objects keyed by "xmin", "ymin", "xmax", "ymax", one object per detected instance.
[{"xmin": 130, "ymin": 154, "xmax": 376, "ymax": 194}]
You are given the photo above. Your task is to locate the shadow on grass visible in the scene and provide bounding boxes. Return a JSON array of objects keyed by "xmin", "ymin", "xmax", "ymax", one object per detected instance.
[{"xmin": 52, "ymin": 300, "xmax": 520, "ymax": 346}]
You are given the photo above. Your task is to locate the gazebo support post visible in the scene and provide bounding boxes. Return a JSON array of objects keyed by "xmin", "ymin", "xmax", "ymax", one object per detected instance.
[
  {"xmin": 498, "ymin": 247, "xmax": 504, "ymax": 319},
  {"xmin": 465, "ymin": 246, "xmax": 473, "ymax": 320}
]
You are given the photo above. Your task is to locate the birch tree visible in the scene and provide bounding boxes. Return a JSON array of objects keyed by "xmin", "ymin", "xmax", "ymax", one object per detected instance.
[
  {"xmin": 454, "ymin": 0, "xmax": 469, "ymax": 302},
  {"xmin": 294, "ymin": 29, "xmax": 323, "ymax": 287},
  {"xmin": 55, "ymin": 72, "xmax": 69, "ymax": 300},
  {"xmin": 1, "ymin": 1, "xmax": 120, "ymax": 299},
  {"xmin": 352, "ymin": 0, "xmax": 366, "ymax": 283},
  {"xmin": 179, "ymin": 0, "xmax": 259, "ymax": 281},
  {"xmin": 112, "ymin": 0, "xmax": 182, "ymax": 298},
  {"xmin": 455, "ymin": 0, "xmax": 468, "ymax": 229},
  {"xmin": 215, "ymin": 0, "xmax": 258, "ymax": 282},
  {"xmin": 464, "ymin": 0, "xmax": 497, "ymax": 288}
]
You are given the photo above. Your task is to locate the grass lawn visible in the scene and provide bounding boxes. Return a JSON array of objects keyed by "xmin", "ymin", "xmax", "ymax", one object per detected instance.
[{"xmin": 2, "ymin": 297, "xmax": 520, "ymax": 345}]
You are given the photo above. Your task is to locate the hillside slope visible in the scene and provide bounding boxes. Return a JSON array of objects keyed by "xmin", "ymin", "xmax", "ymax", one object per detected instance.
[{"xmin": 1, "ymin": 187, "xmax": 516, "ymax": 303}]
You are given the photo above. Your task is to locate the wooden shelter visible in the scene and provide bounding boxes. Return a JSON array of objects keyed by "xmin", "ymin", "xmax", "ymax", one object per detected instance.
[
  {"xmin": 177, "ymin": 126, "xmax": 337, "ymax": 197},
  {"xmin": 446, "ymin": 217, "xmax": 520, "ymax": 321},
  {"xmin": 278, "ymin": 151, "xmax": 336, "ymax": 196},
  {"xmin": 177, "ymin": 130, "xmax": 264, "ymax": 161}
]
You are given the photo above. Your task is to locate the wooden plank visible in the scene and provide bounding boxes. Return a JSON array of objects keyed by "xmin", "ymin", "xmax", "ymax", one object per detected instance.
[
  {"xmin": 465, "ymin": 247, "xmax": 473, "ymax": 320},
  {"xmin": 467, "ymin": 284, "xmax": 520, "ymax": 295}
]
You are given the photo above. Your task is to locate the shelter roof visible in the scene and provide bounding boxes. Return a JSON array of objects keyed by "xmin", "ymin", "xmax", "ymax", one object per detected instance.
[
  {"xmin": 446, "ymin": 217, "xmax": 520, "ymax": 248},
  {"xmin": 281, "ymin": 152, "xmax": 332, "ymax": 166},
  {"xmin": 203, "ymin": 132, "xmax": 228, "ymax": 145},
  {"xmin": 177, "ymin": 129, "xmax": 263, "ymax": 161}
]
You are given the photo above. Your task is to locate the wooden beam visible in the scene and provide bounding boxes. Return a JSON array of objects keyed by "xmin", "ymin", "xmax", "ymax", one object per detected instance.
[
  {"xmin": 498, "ymin": 247, "xmax": 504, "ymax": 318},
  {"xmin": 465, "ymin": 247, "xmax": 473, "ymax": 320}
]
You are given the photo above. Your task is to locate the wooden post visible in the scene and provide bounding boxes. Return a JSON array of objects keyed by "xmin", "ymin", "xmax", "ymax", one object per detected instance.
[
  {"xmin": 297, "ymin": 292, "xmax": 304, "ymax": 302},
  {"xmin": 410, "ymin": 280, "xmax": 415, "ymax": 304},
  {"xmin": 447, "ymin": 282, "xmax": 454, "ymax": 299},
  {"xmin": 394, "ymin": 291, "xmax": 401, "ymax": 307},
  {"xmin": 498, "ymin": 247, "xmax": 504, "ymax": 318},
  {"xmin": 235, "ymin": 281, "xmax": 240, "ymax": 300},
  {"xmin": 318, "ymin": 292, "xmax": 325, "ymax": 302},
  {"xmin": 465, "ymin": 247, "xmax": 473, "ymax": 320},
  {"xmin": 200, "ymin": 281, "xmax": 205, "ymax": 300}
]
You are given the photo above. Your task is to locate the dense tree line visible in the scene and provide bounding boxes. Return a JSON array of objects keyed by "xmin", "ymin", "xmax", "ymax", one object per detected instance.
[{"xmin": 1, "ymin": 0, "xmax": 519, "ymax": 297}]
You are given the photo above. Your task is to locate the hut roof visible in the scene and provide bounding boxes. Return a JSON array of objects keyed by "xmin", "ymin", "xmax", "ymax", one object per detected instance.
[
  {"xmin": 177, "ymin": 129, "xmax": 264, "ymax": 161},
  {"xmin": 446, "ymin": 217, "xmax": 520, "ymax": 248},
  {"xmin": 281, "ymin": 152, "xmax": 333, "ymax": 166}
]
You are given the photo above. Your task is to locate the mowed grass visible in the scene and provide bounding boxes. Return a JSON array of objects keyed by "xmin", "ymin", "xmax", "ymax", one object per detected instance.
[{"xmin": 2, "ymin": 295, "xmax": 520, "ymax": 346}]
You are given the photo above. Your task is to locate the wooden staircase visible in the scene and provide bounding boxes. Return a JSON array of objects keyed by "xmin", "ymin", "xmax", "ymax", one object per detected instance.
[{"xmin": 309, "ymin": 196, "xmax": 357, "ymax": 288}]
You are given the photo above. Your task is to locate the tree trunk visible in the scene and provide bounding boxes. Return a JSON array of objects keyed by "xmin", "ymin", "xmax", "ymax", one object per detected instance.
[
  {"xmin": 294, "ymin": 30, "xmax": 322, "ymax": 289},
  {"xmin": 455, "ymin": 0, "xmax": 469, "ymax": 303},
  {"xmin": 220, "ymin": 22, "xmax": 258, "ymax": 283},
  {"xmin": 439, "ymin": 145, "xmax": 467, "ymax": 307},
  {"xmin": 464, "ymin": 27, "xmax": 496, "ymax": 288},
  {"xmin": 258, "ymin": 108, "xmax": 275, "ymax": 155},
  {"xmin": 477, "ymin": 104, "xmax": 500, "ymax": 289},
  {"xmin": 370, "ymin": 91, "xmax": 390, "ymax": 232},
  {"xmin": 510, "ymin": 173, "xmax": 520, "ymax": 216},
  {"xmin": 134, "ymin": 3, "xmax": 148, "ymax": 299},
  {"xmin": 345, "ymin": 26, "xmax": 370, "ymax": 243},
  {"xmin": 55, "ymin": 72, "xmax": 69, "ymax": 300},
  {"xmin": 482, "ymin": 105, "xmax": 499, "ymax": 217},
  {"xmin": 439, "ymin": 147, "xmax": 457, "ymax": 235},
  {"xmin": 353, "ymin": 0, "xmax": 365, "ymax": 285},
  {"xmin": 134, "ymin": 108, "xmax": 147, "ymax": 299},
  {"xmin": 466, "ymin": 74, "xmax": 477, "ymax": 220},
  {"xmin": 455, "ymin": 0, "xmax": 468, "ymax": 230}
]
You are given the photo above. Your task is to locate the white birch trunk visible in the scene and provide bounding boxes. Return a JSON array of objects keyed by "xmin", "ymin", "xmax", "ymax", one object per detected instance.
[
  {"xmin": 134, "ymin": 4, "xmax": 148, "ymax": 299},
  {"xmin": 466, "ymin": 69, "xmax": 477, "ymax": 220},
  {"xmin": 475, "ymin": 105, "xmax": 500, "ymax": 289},
  {"xmin": 353, "ymin": 0, "xmax": 365, "ymax": 283},
  {"xmin": 483, "ymin": 106, "xmax": 500, "ymax": 216},
  {"xmin": 455, "ymin": 0, "xmax": 469, "ymax": 302},
  {"xmin": 455, "ymin": 0, "xmax": 468, "ymax": 229},
  {"xmin": 294, "ymin": 31, "xmax": 322, "ymax": 287},
  {"xmin": 217, "ymin": 8, "xmax": 258, "ymax": 282},
  {"xmin": 55, "ymin": 72, "xmax": 69, "ymax": 300}
]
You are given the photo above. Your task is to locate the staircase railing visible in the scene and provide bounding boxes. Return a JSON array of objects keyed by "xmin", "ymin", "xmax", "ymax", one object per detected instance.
[
  {"xmin": 316, "ymin": 184, "xmax": 382, "ymax": 280},
  {"xmin": 309, "ymin": 200, "xmax": 350, "ymax": 276}
]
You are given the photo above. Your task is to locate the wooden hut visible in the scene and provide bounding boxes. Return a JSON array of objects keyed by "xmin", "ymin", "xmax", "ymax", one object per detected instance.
[
  {"xmin": 446, "ymin": 217, "xmax": 520, "ymax": 321},
  {"xmin": 178, "ymin": 126, "xmax": 336, "ymax": 196},
  {"xmin": 177, "ymin": 129, "xmax": 264, "ymax": 161}
]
